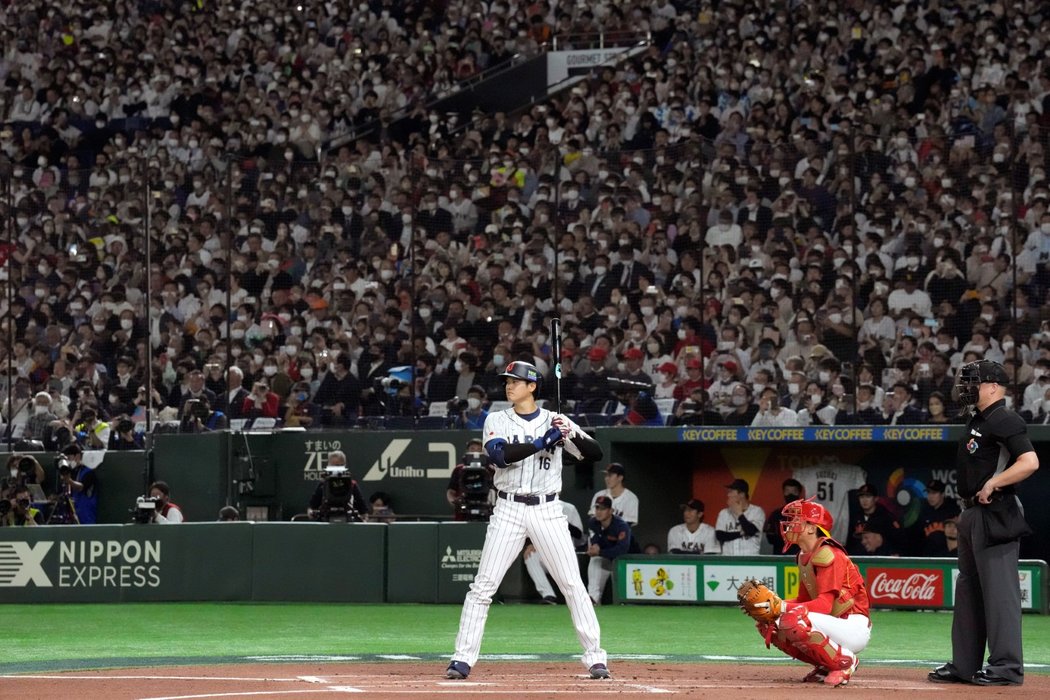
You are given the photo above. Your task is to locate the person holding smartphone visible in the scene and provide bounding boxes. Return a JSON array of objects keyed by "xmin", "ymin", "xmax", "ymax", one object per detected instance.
[{"xmin": 242, "ymin": 380, "xmax": 279, "ymax": 419}]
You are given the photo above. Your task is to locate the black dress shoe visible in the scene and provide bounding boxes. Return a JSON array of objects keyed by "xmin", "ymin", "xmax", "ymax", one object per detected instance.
[
  {"xmin": 928, "ymin": 664, "xmax": 969, "ymax": 684},
  {"xmin": 971, "ymin": 670, "xmax": 1019, "ymax": 686}
]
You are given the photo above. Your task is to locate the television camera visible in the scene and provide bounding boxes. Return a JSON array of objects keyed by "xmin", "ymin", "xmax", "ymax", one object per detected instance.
[
  {"xmin": 46, "ymin": 454, "xmax": 80, "ymax": 524},
  {"xmin": 317, "ymin": 465, "xmax": 364, "ymax": 523},
  {"xmin": 130, "ymin": 495, "xmax": 161, "ymax": 524},
  {"xmin": 457, "ymin": 451, "xmax": 493, "ymax": 522}
]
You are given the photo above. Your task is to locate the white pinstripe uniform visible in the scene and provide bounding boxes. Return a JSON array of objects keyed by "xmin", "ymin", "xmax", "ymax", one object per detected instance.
[{"xmin": 450, "ymin": 408, "xmax": 607, "ymax": 671}]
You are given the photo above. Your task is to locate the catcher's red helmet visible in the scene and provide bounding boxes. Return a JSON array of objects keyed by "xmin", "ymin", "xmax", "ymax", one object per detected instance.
[{"xmin": 779, "ymin": 497, "xmax": 833, "ymax": 551}]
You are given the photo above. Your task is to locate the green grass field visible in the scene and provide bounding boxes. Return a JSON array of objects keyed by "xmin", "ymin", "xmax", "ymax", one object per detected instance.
[{"xmin": 5, "ymin": 603, "xmax": 1050, "ymax": 672}]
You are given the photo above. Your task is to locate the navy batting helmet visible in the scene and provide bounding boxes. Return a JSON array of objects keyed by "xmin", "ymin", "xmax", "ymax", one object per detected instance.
[{"xmin": 499, "ymin": 360, "xmax": 541, "ymax": 384}]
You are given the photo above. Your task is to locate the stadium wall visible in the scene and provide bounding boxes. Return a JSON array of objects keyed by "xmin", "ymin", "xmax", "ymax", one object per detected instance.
[{"xmin": 5, "ymin": 426, "xmax": 1049, "ymax": 562}]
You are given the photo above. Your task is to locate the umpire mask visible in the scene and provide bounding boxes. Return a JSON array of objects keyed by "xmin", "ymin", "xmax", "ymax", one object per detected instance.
[{"xmin": 953, "ymin": 360, "xmax": 1008, "ymax": 407}]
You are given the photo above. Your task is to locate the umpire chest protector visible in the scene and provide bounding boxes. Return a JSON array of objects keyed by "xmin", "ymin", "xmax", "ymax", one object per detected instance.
[{"xmin": 956, "ymin": 400, "xmax": 1032, "ymax": 499}]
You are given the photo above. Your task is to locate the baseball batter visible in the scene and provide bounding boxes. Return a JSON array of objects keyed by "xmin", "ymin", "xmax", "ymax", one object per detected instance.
[{"xmin": 446, "ymin": 361, "xmax": 610, "ymax": 680}]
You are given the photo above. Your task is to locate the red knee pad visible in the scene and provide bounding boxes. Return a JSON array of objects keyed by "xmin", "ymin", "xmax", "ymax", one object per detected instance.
[{"xmin": 778, "ymin": 606, "xmax": 812, "ymax": 644}]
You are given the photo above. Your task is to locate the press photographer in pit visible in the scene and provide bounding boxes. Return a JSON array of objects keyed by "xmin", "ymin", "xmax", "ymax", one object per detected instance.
[
  {"xmin": 133, "ymin": 481, "xmax": 184, "ymax": 524},
  {"xmin": 58, "ymin": 443, "xmax": 97, "ymax": 524},
  {"xmin": 0, "ymin": 485, "xmax": 42, "ymax": 526}
]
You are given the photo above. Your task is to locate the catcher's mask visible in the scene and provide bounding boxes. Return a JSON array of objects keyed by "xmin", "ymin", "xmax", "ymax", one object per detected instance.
[
  {"xmin": 953, "ymin": 359, "xmax": 1008, "ymax": 407},
  {"xmin": 780, "ymin": 496, "xmax": 833, "ymax": 551}
]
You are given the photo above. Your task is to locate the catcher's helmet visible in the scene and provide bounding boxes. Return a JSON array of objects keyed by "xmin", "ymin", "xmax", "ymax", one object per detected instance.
[
  {"xmin": 499, "ymin": 360, "xmax": 541, "ymax": 384},
  {"xmin": 780, "ymin": 497, "xmax": 833, "ymax": 551},
  {"xmin": 953, "ymin": 359, "xmax": 1008, "ymax": 407}
]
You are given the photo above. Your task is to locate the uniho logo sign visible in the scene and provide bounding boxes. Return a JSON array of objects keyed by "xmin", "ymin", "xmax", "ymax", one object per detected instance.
[{"xmin": 867, "ymin": 568, "xmax": 943, "ymax": 606}]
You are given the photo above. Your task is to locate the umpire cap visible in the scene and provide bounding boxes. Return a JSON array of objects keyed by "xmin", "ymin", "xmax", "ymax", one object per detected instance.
[{"xmin": 499, "ymin": 360, "xmax": 541, "ymax": 384}]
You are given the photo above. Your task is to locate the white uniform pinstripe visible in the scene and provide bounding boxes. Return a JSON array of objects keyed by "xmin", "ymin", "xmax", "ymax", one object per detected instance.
[
  {"xmin": 451, "ymin": 408, "xmax": 606, "ymax": 670},
  {"xmin": 525, "ymin": 501, "xmax": 585, "ymax": 599}
]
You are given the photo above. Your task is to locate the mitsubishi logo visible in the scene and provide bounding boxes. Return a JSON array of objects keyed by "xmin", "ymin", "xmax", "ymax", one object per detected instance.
[{"xmin": 0, "ymin": 542, "xmax": 54, "ymax": 587}]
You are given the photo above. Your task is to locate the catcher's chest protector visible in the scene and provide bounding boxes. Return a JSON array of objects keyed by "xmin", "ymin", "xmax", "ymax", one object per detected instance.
[{"xmin": 798, "ymin": 543, "xmax": 868, "ymax": 618}]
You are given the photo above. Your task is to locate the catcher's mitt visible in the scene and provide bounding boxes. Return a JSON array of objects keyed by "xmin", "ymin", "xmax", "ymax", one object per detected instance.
[{"xmin": 737, "ymin": 579, "xmax": 783, "ymax": 624}]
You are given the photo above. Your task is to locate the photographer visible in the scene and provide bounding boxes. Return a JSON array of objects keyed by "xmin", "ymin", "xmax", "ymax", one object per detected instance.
[
  {"xmin": 148, "ymin": 481, "xmax": 184, "ymax": 524},
  {"xmin": 308, "ymin": 450, "xmax": 369, "ymax": 522},
  {"xmin": 1, "ymin": 454, "xmax": 47, "ymax": 500},
  {"xmin": 180, "ymin": 396, "xmax": 228, "ymax": 433},
  {"xmin": 74, "ymin": 407, "xmax": 111, "ymax": 451},
  {"xmin": 0, "ymin": 485, "xmax": 42, "ymax": 527},
  {"xmin": 450, "ymin": 385, "xmax": 489, "ymax": 430},
  {"xmin": 59, "ymin": 443, "xmax": 98, "ymax": 524},
  {"xmin": 445, "ymin": 438, "xmax": 495, "ymax": 522},
  {"xmin": 669, "ymin": 389, "xmax": 724, "ymax": 426},
  {"xmin": 110, "ymin": 418, "xmax": 144, "ymax": 450},
  {"xmin": 241, "ymin": 380, "xmax": 279, "ymax": 419}
]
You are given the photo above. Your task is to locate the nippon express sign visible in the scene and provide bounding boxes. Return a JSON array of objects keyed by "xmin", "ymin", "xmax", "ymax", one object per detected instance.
[{"xmin": 0, "ymin": 539, "xmax": 161, "ymax": 589}]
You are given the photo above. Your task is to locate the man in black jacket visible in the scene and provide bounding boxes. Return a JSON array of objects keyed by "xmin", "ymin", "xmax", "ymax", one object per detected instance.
[{"xmin": 313, "ymin": 354, "xmax": 361, "ymax": 425}]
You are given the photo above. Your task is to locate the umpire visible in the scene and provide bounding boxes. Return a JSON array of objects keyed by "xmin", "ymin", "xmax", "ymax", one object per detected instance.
[{"xmin": 929, "ymin": 360, "xmax": 1038, "ymax": 687}]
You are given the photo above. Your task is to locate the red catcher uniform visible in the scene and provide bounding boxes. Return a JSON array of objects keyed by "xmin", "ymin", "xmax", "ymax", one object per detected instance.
[
  {"xmin": 758, "ymin": 498, "xmax": 872, "ymax": 687},
  {"xmin": 792, "ymin": 537, "xmax": 870, "ymax": 619}
]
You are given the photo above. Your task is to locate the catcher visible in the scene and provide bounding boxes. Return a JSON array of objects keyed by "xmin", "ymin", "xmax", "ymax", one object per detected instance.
[{"xmin": 737, "ymin": 497, "xmax": 871, "ymax": 687}]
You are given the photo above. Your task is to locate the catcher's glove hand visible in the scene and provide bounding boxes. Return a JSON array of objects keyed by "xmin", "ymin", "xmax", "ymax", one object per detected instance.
[{"xmin": 737, "ymin": 579, "xmax": 783, "ymax": 624}]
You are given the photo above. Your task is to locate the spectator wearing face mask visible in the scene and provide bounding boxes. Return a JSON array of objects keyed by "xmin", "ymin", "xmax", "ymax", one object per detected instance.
[
  {"xmin": 23, "ymin": 392, "xmax": 58, "ymax": 441},
  {"xmin": 284, "ymin": 381, "xmax": 319, "ymax": 428},
  {"xmin": 723, "ymin": 384, "xmax": 758, "ymax": 426},
  {"xmin": 707, "ymin": 360, "xmax": 739, "ymax": 415},
  {"xmin": 652, "ymin": 362, "xmax": 678, "ymax": 399},
  {"xmin": 242, "ymin": 380, "xmax": 280, "ymax": 420},
  {"xmin": 313, "ymin": 354, "xmax": 362, "ymax": 425},
  {"xmin": 752, "ymin": 387, "xmax": 800, "ymax": 427},
  {"xmin": 797, "ymin": 382, "xmax": 838, "ymax": 426},
  {"xmin": 453, "ymin": 385, "xmax": 489, "ymax": 430}
]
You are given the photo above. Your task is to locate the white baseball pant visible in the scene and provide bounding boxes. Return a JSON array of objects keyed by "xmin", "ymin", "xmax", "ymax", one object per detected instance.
[
  {"xmin": 451, "ymin": 498, "xmax": 606, "ymax": 669},
  {"xmin": 524, "ymin": 548, "xmax": 556, "ymax": 599},
  {"xmin": 807, "ymin": 612, "xmax": 871, "ymax": 654},
  {"xmin": 586, "ymin": 556, "xmax": 613, "ymax": 605}
]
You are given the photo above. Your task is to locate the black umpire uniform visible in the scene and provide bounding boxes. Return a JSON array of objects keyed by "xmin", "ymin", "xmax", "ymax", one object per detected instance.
[{"xmin": 930, "ymin": 360, "xmax": 1039, "ymax": 687}]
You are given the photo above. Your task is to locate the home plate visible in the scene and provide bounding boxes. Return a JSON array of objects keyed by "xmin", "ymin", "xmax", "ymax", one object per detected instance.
[
  {"xmin": 437, "ymin": 681, "xmax": 493, "ymax": 686},
  {"xmin": 326, "ymin": 686, "xmax": 365, "ymax": 693}
]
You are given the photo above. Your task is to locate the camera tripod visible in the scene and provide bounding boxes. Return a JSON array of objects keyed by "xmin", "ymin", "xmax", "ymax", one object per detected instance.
[{"xmin": 46, "ymin": 491, "xmax": 80, "ymax": 525}]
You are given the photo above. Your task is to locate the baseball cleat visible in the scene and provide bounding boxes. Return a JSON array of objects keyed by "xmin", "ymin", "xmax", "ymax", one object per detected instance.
[
  {"xmin": 445, "ymin": 661, "xmax": 470, "ymax": 679},
  {"xmin": 801, "ymin": 666, "xmax": 828, "ymax": 683},
  {"xmin": 823, "ymin": 656, "xmax": 859, "ymax": 687},
  {"xmin": 542, "ymin": 596, "xmax": 558, "ymax": 605},
  {"xmin": 589, "ymin": 663, "xmax": 611, "ymax": 679}
]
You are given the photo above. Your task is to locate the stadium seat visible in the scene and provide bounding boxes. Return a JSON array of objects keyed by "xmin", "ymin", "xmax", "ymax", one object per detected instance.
[
  {"xmin": 654, "ymin": 398, "xmax": 677, "ymax": 416},
  {"xmin": 383, "ymin": 416, "xmax": 418, "ymax": 430},
  {"xmin": 416, "ymin": 416, "xmax": 448, "ymax": 430}
]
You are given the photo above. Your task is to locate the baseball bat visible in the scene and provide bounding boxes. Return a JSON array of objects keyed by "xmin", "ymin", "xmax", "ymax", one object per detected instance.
[
  {"xmin": 550, "ymin": 317, "xmax": 584, "ymax": 460},
  {"xmin": 550, "ymin": 317, "xmax": 562, "ymax": 412}
]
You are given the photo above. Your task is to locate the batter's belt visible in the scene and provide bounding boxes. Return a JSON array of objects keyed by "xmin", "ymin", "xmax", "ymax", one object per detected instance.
[{"xmin": 497, "ymin": 490, "xmax": 557, "ymax": 506}]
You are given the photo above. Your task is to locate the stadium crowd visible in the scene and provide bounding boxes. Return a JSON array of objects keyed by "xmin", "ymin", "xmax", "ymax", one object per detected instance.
[{"xmin": 1, "ymin": 0, "xmax": 1050, "ymax": 443}]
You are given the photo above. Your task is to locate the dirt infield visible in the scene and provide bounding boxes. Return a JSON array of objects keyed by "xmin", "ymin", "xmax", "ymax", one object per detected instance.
[{"xmin": 2, "ymin": 661, "xmax": 1048, "ymax": 699}]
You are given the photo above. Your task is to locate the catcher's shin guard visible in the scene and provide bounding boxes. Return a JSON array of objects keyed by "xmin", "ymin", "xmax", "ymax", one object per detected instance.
[
  {"xmin": 768, "ymin": 625, "xmax": 826, "ymax": 669},
  {"xmin": 778, "ymin": 607, "xmax": 856, "ymax": 676}
]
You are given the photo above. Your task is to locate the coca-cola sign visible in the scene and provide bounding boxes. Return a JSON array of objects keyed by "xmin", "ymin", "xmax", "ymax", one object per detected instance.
[{"xmin": 867, "ymin": 568, "xmax": 944, "ymax": 606}]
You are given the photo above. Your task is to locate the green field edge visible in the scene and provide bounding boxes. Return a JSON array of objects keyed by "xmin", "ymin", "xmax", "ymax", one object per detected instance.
[{"xmin": 3, "ymin": 654, "xmax": 1049, "ymax": 676}]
